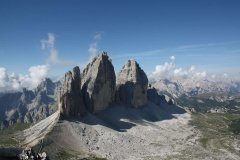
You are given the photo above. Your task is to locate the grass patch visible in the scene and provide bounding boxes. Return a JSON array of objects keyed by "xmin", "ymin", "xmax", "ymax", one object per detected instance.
[
  {"xmin": 229, "ymin": 119, "xmax": 240, "ymax": 134},
  {"xmin": 56, "ymin": 150, "xmax": 78, "ymax": 160},
  {"xmin": 0, "ymin": 123, "xmax": 30, "ymax": 147},
  {"xmin": 198, "ymin": 137, "xmax": 209, "ymax": 148},
  {"xmin": 189, "ymin": 113, "xmax": 240, "ymax": 155}
]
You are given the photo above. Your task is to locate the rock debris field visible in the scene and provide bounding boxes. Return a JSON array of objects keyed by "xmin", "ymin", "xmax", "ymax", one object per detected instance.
[{"xmin": 16, "ymin": 103, "xmax": 240, "ymax": 160}]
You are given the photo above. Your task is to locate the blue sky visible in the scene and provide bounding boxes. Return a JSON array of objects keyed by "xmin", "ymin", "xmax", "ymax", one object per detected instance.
[{"xmin": 0, "ymin": 0, "xmax": 240, "ymax": 79}]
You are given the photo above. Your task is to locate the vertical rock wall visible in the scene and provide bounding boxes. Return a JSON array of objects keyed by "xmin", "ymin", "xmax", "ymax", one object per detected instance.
[
  {"xmin": 81, "ymin": 52, "xmax": 116, "ymax": 113},
  {"xmin": 58, "ymin": 66, "xmax": 86, "ymax": 118}
]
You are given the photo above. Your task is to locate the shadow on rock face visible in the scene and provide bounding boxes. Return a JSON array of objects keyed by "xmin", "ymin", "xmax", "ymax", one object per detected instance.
[{"xmin": 68, "ymin": 102, "xmax": 186, "ymax": 132}]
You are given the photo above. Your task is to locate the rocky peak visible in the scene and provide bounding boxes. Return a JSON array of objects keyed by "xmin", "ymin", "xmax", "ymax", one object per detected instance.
[
  {"xmin": 117, "ymin": 59, "xmax": 148, "ymax": 107},
  {"xmin": 35, "ymin": 78, "xmax": 56, "ymax": 95},
  {"xmin": 81, "ymin": 52, "xmax": 116, "ymax": 113},
  {"xmin": 117, "ymin": 59, "xmax": 148, "ymax": 85},
  {"xmin": 58, "ymin": 66, "xmax": 85, "ymax": 118}
]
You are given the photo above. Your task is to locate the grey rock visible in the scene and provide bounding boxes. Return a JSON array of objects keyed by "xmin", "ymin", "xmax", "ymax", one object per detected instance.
[
  {"xmin": 81, "ymin": 52, "xmax": 116, "ymax": 113},
  {"xmin": 0, "ymin": 78, "xmax": 60, "ymax": 128},
  {"xmin": 147, "ymin": 84, "xmax": 160, "ymax": 106},
  {"xmin": 116, "ymin": 59, "xmax": 148, "ymax": 107},
  {"xmin": 59, "ymin": 66, "xmax": 86, "ymax": 118}
]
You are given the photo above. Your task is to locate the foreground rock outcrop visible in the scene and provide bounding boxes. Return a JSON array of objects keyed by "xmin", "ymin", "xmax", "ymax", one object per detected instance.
[
  {"xmin": 81, "ymin": 52, "xmax": 116, "ymax": 113},
  {"xmin": 116, "ymin": 59, "xmax": 148, "ymax": 107},
  {"xmin": 58, "ymin": 66, "xmax": 86, "ymax": 118}
]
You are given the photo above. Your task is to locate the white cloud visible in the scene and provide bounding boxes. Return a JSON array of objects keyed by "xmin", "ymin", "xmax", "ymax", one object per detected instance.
[
  {"xmin": 170, "ymin": 55, "xmax": 175, "ymax": 61},
  {"xmin": 152, "ymin": 56, "xmax": 175, "ymax": 78},
  {"xmin": 88, "ymin": 33, "xmax": 102, "ymax": 61},
  {"xmin": 41, "ymin": 33, "xmax": 55, "ymax": 50},
  {"xmin": 41, "ymin": 33, "xmax": 76, "ymax": 66},
  {"xmin": 0, "ymin": 65, "xmax": 49, "ymax": 92},
  {"xmin": 174, "ymin": 68, "xmax": 188, "ymax": 78},
  {"xmin": 94, "ymin": 33, "xmax": 102, "ymax": 40},
  {"xmin": 41, "ymin": 33, "xmax": 60, "ymax": 65},
  {"xmin": 195, "ymin": 71, "xmax": 207, "ymax": 78},
  {"xmin": 223, "ymin": 73, "xmax": 228, "ymax": 78},
  {"xmin": 0, "ymin": 67, "xmax": 8, "ymax": 88},
  {"xmin": 151, "ymin": 56, "xmax": 208, "ymax": 80},
  {"xmin": 21, "ymin": 65, "xmax": 49, "ymax": 89},
  {"xmin": 189, "ymin": 65, "xmax": 195, "ymax": 72},
  {"xmin": 173, "ymin": 65, "xmax": 200, "ymax": 79}
]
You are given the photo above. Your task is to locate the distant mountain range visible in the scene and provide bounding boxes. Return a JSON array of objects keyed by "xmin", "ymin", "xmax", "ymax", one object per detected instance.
[
  {"xmin": 1, "ymin": 78, "xmax": 240, "ymax": 128},
  {"xmin": 151, "ymin": 78, "xmax": 240, "ymax": 112},
  {"xmin": 0, "ymin": 78, "xmax": 60, "ymax": 128},
  {"xmin": 1, "ymin": 77, "xmax": 239, "ymax": 128}
]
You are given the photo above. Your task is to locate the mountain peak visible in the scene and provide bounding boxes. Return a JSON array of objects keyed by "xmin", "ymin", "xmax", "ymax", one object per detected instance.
[
  {"xmin": 117, "ymin": 59, "xmax": 148, "ymax": 85},
  {"xmin": 116, "ymin": 59, "xmax": 148, "ymax": 107},
  {"xmin": 81, "ymin": 52, "xmax": 116, "ymax": 113}
]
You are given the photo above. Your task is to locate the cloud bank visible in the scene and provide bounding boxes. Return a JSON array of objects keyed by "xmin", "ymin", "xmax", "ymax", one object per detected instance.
[
  {"xmin": 150, "ymin": 56, "xmax": 236, "ymax": 83},
  {"xmin": 0, "ymin": 65, "xmax": 49, "ymax": 92},
  {"xmin": 150, "ymin": 56, "xmax": 209, "ymax": 81}
]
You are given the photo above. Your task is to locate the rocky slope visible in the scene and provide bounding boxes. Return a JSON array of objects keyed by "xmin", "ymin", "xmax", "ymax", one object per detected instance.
[
  {"xmin": 15, "ymin": 102, "xmax": 189, "ymax": 160},
  {"xmin": 116, "ymin": 59, "xmax": 148, "ymax": 107},
  {"xmin": 0, "ymin": 78, "xmax": 60, "ymax": 128},
  {"xmin": 15, "ymin": 102, "xmax": 240, "ymax": 160}
]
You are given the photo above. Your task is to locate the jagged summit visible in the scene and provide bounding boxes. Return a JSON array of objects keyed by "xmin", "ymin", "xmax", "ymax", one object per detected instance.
[
  {"xmin": 35, "ymin": 78, "xmax": 55, "ymax": 95},
  {"xmin": 58, "ymin": 52, "xmax": 152, "ymax": 116},
  {"xmin": 81, "ymin": 51, "xmax": 116, "ymax": 113},
  {"xmin": 116, "ymin": 59, "xmax": 148, "ymax": 107},
  {"xmin": 117, "ymin": 59, "xmax": 148, "ymax": 85}
]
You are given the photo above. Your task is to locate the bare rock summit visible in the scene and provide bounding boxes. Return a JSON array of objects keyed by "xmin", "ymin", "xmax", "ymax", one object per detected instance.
[
  {"xmin": 58, "ymin": 66, "xmax": 86, "ymax": 118},
  {"xmin": 117, "ymin": 59, "xmax": 148, "ymax": 107},
  {"xmin": 81, "ymin": 52, "xmax": 116, "ymax": 113}
]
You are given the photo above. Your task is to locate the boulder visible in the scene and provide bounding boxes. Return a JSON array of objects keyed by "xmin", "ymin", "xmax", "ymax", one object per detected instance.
[
  {"xmin": 58, "ymin": 66, "xmax": 86, "ymax": 118},
  {"xmin": 116, "ymin": 59, "xmax": 148, "ymax": 107},
  {"xmin": 81, "ymin": 52, "xmax": 116, "ymax": 113}
]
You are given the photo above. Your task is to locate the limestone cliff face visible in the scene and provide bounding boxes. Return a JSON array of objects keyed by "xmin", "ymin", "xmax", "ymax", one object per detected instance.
[
  {"xmin": 116, "ymin": 59, "xmax": 148, "ymax": 107},
  {"xmin": 58, "ymin": 66, "xmax": 85, "ymax": 118},
  {"xmin": 81, "ymin": 52, "xmax": 116, "ymax": 113}
]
